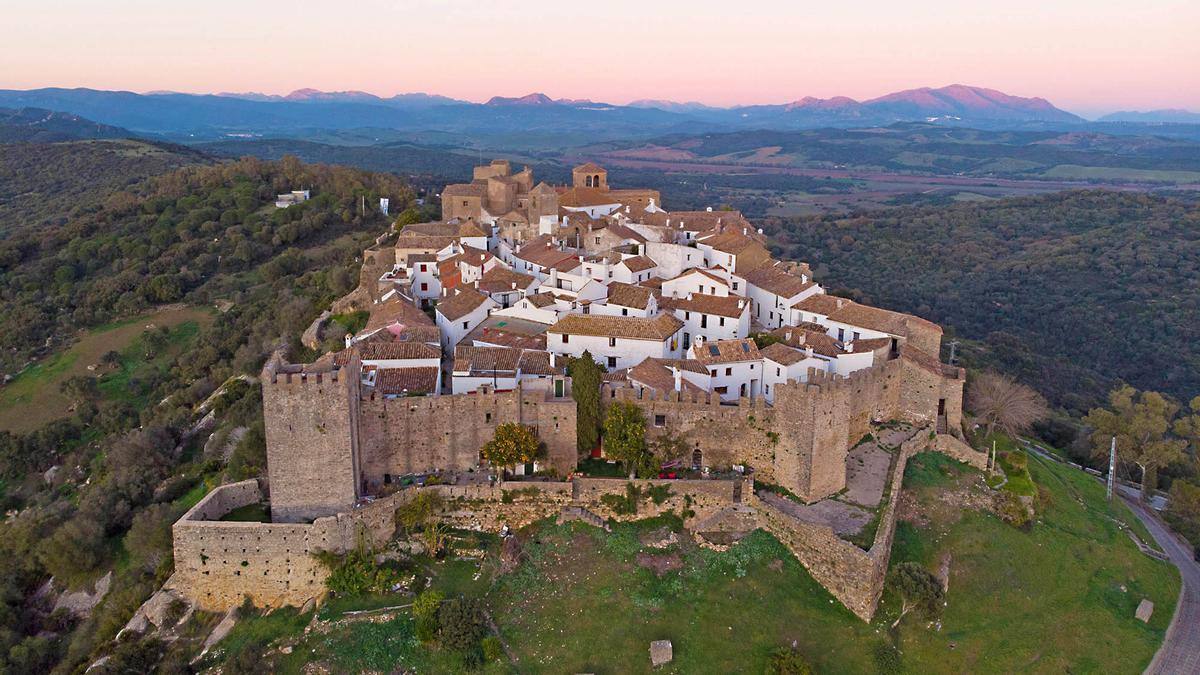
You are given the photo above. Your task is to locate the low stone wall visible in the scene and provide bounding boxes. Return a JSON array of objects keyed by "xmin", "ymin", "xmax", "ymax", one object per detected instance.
[
  {"xmin": 749, "ymin": 428, "xmax": 953, "ymax": 621},
  {"xmin": 170, "ymin": 480, "xmax": 337, "ymax": 611},
  {"xmin": 934, "ymin": 433, "xmax": 988, "ymax": 470}
]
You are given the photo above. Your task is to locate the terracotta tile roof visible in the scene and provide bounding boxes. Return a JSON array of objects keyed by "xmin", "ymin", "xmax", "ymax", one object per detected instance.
[
  {"xmin": 364, "ymin": 297, "xmax": 435, "ymax": 333},
  {"xmin": 661, "ymin": 293, "xmax": 747, "ymax": 319},
  {"xmin": 698, "ymin": 231, "xmax": 762, "ymax": 255},
  {"xmin": 477, "ymin": 266, "xmax": 537, "ymax": 294},
  {"xmin": 741, "ymin": 264, "xmax": 816, "ymax": 298},
  {"xmin": 573, "ymin": 162, "xmax": 605, "ymax": 173},
  {"xmin": 437, "ymin": 288, "xmax": 493, "ymax": 321},
  {"xmin": 548, "ymin": 313, "xmax": 683, "ymax": 341},
  {"xmin": 639, "ymin": 277, "xmax": 664, "ymax": 291},
  {"xmin": 619, "ymin": 255, "xmax": 657, "ymax": 273},
  {"xmin": 457, "ymin": 245, "xmax": 494, "ymax": 267},
  {"xmin": 851, "ymin": 337, "xmax": 892, "ymax": 352},
  {"xmin": 768, "ymin": 326, "xmax": 843, "ymax": 358},
  {"xmin": 517, "ymin": 349, "xmax": 562, "ymax": 376},
  {"xmin": 605, "ymin": 222, "xmax": 647, "ymax": 243},
  {"xmin": 404, "ymin": 253, "xmax": 436, "ymax": 266},
  {"xmin": 372, "ymin": 366, "xmax": 440, "ymax": 396},
  {"xmin": 792, "ymin": 295, "xmax": 940, "ymax": 337},
  {"xmin": 442, "ymin": 182, "xmax": 486, "ymax": 197},
  {"xmin": 455, "ymin": 345, "xmax": 522, "ymax": 373},
  {"xmin": 458, "ymin": 220, "xmax": 489, "ymax": 237},
  {"xmin": 668, "ymin": 210, "xmax": 751, "ymax": 232},
  {"xmin": 355, "ymin": 341, "xmax": 440, "ymax": 361},
  {"xmin": 395, "ymin": 233, "xmax": 456, "ymax": 250},
  {"xmin": 530, "ymin": 181, "xmax": 557, "ymax": 195},
  {"xmin": 668, "ymin": 268, "xmax": 727, "ymax": 285},
  {"xmin": 690, "ymin": 338, "xmax": 761, "ymax": 365},
  {"xmin": 524, "ymin": 293, "xmax": 558, "ymax": 308},
  {"xmin": 627, "ymin": 358, "xmax": 707, "ymax": 395},
  {"xmin": 605, "ymin": 282, "xmax": 655, "ymax": 310},
  {"xmin": 759, "ymin": 342, "xmax": 809, "ymax": 366},
  {"xmin": 558, "ymin": 187, "xmax": 620, "ymax": 208},
  {"xmin": 514, "ymin": 238, "xmax": 578, "ymax": 269},
  {"xmin": 465, "ymin": 315, "xmax": 549, "ymax": 350},
  {"xmin": 498, "ymin": 209, "xmax": 528, "ymax": 224}
]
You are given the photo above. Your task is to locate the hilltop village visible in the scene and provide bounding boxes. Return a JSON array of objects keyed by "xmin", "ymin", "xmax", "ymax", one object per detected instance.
[{"xmin": 171, "ymin": 161, "xmax": 985, "ymax": 622}]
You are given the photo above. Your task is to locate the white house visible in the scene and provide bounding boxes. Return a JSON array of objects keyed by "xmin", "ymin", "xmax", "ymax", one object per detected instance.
[
  {"xmin": 661, "ymin": 293, "xmax": 750, "ymax": 347},
  {"xmin": 475, "ymin": 265, "xmax": 539, "ymax": 310},
  {"xmin": 613, "ymin": 255, "xmax": 658, "ymax": 284},
  {"xmin": 398, "ymin": 253, "xmax": 440, "ymax": 308},
  {"xmin": 451, "ymin": 345, "xmax": 562, "ymax": 394},
  {"xmin": 660, "ymin": 268, "xmax": 731, "ymax": 299},
  {"xmin": 590, "ymin": 282, "xmax": 658, "ymax": 318},
  {"xmin": 688, "ymin": 337, "xmax": 763, "ymax": 402},
  {"xmin": 760, "ymin": 343, "xmax": 827, "ymax": 403},
  {"xmin": 643, "ymin": 241, "xmax": 704, "ymax": 280},
  {"xmin": 492, "ymin": 292, "xmax": 566, "ymax": 325},
  {"xmin": 735, "ymin": 262, "xmax": 822, "ymax": 330},
  {"xmin": 546, "ymin": 313, "xmax": 684, "ymax": 371},
  {"xmin": 694, "ymin": 231, "xmax": 770, "ymax": 274},
  {"xmin": 435, "ymin": 287, "xmax": 498, "ymax": 352}
]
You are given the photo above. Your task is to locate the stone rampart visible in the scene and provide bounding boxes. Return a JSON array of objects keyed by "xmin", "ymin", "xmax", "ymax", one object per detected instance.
[{"xmin": 356, "ymin": 383, "xmax": 577, "ymax": 487}]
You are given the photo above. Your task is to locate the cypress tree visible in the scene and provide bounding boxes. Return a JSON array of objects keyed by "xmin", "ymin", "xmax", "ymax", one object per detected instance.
[{"xmin": 569, "ymin": 350, "xmax": 603, "ymax": 454}]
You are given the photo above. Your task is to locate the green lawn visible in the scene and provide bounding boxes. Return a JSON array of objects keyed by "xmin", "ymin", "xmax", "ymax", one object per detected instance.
[{"xmin": 887, "ymin": 450, "xmax": 1180, "ymax": 673}]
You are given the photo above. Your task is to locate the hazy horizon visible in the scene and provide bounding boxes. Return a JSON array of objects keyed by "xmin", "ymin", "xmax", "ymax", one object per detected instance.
[{"xmin": 2, "ymin": 0, "xmax": 1198, "ymax": 118}]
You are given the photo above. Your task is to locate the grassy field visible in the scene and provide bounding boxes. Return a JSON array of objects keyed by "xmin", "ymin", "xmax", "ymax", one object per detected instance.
[
  {"xmin": 0, "ymin": 305, "xmax": 213, "ymax": 432},
  {"xmin": 1041, "ymin": 164, "xmax": 1200, "ymax": 183},
  {"xmin": 887, "ymin": 451, "xmax": 1179, "ymax": 673}
]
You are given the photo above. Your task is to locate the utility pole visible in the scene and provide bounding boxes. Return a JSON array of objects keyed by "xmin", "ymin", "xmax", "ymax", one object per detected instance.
[{"xmin": 1106, "ymin": 435, "xmax": 1116, "ymax": 501}]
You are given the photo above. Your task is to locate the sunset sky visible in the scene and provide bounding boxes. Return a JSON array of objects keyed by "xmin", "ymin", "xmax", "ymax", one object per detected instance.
[{"xmin": 3, "ymin": 0, "xmax": 1198, "ymax": 117}]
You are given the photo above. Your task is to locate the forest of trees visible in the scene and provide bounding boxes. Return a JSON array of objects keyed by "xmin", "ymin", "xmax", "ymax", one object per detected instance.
[
  {"xmin": 0, "ymin": 149, "xmax": 415, "ymax": 672},
  {"xmin": 764, "ymin": 190, "xmax": 1200, "ymax": 414}
]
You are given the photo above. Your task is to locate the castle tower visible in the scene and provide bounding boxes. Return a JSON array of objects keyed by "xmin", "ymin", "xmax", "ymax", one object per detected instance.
[
  {"xmin": 261, "ymin": 355, "xmax": 362, "ymax": 522},
  {"xmin": 572, "ymin": 162, "xmax": 607, "ymax": 190}
]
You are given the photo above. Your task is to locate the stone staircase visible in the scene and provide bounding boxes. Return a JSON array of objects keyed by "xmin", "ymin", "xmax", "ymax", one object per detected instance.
[{"xmin": 556, "ymin": 505, "xmax": 611, "ymax": 532}]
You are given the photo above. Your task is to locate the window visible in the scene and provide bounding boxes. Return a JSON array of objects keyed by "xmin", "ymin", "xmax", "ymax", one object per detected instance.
[
  {"xmin": 776, "ymin": 367, "xmax": 781, "ymax": 376},
  {"xmin": 700, "ymin": 315, "xmax": 708, "ymax": 328},
  {"xmin": 607, "ymin": 356, "xmax": 617, "ymax": 369},
  {"xmin": 595, "ymin": 237, "xmax": 601, "ymax": 244},
  {"xmin": 654, "ymin": 414, "xmax": 666, "ymax": 427},
  {"xmin": 462, "ymin": 321, "xmax": 469, "ymax": 330},
  {"xmin": 732, "ymin": 282, "xmax": 739, "ymax": 291},
  {"xmin": 561, "ymin": 334, "xmax": 569, "ymax": 343},
  {"xmin": 462, "ymin": 200, "xmax": 468, "ymax": 206},
  {"xmin": 420, "ymin": 283, "xmax": 428, "ymax": 291},
  {"xmin": 853, "ymin": 331, "xmax": 861, "ymax": 340},
  {"xmin": 725, "ymin": 367, "xmax": 732, "ymax": 376},
  {"xmin": 485, "ymin": 412, "xmax": 492, "ymax": 423},
  {"xmin": 710, "ymin": 369, "xmax": 717, "ymax": 378},
  {"xmin": 609, "ymin": 337, "xmax": 617, "ymax": 347},
  {"xmin": 621, "ymin": 308, "xmax": 628, "ymax": 316},
  {"xmin": 750, "ymin": 363, "xmax": 754, "ymax": 370},
  {"xmin": 838, "ymin": 328, "xmax": 845, "ymax": 341},
  {"xmin": 719, "ymin": 317, "xmax": 725, "ymax": 327},
  {"xmin": 684, "ymin": 311, "xmax": 691, "ymax": 320}
]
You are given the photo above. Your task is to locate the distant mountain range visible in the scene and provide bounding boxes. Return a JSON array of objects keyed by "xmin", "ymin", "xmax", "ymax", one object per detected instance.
[
  {"xmin": 0, "ymin": 85, "xmax": 1194, "ymax": 146},
  {"xmin": 0, "ymin": 107, "xmax": 133, "ymax": 142},
  {"xmin": 1098, "ymin": 109, "xmax": 1200, "ymax": 124}
]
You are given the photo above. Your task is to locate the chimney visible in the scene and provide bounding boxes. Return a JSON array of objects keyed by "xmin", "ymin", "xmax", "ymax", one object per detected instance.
[
  {"xmin": 845, "ymin": 341, "xmax": 855, "ymax": 353},
  {"xmin": 511, "ymin": 282, "xmax": 517, "ymax": 290},
  {"xmin": 742, "ymin": 227, "xmax": 747, "ymax": 235},
  {"xmin": 737, "ymin": 298, "xmax": 745, "ymax": 309},
  {"xmin": 805, "ymin": 346, "xmax": 814, "ymax": 358},
  {"xmin": 706, "ymin": 206, "xmax": 713, "ymax": 212},
  {"xmin": 550, "ymin": 352, "xmax": 557, "ymax": 367},
  {"xmin": 785, "ymin": 330, "xmax": 792, "ymax": 341},
  {"xmin": 673, "ymin": 367, "xmax": 682, "ymax": 392},
  {"xmin": 442, "ymin": 286, "xmax": 448, "ymax": 298}
]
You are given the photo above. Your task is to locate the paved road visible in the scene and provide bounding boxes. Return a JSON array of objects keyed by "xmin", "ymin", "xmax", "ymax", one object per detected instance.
[{"xmin": 1121, "ymin": 495, "xmax": 1200, "ymax": 674}]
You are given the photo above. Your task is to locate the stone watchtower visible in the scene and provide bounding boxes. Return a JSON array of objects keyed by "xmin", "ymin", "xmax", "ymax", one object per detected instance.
[
  {"xmin": 261, "ymin": 355, "xmax": 362, "ymax": 522},
  {"xmin": 572, "ymin": 162, "xmax": 607, "ymax": 190}
]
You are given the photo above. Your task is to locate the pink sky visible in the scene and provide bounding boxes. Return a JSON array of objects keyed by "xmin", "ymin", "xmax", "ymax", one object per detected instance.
[{"xmin": 2, "ymin": 0, "xmax": 1198, "ymax": 116}]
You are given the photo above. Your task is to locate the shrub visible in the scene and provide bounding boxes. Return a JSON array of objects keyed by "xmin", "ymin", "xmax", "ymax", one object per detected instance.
[
  {"xmin": 997, "ymin": 491, "xmax": 1033, "ymax": 528},
  {"xmin": 481, "ymin": 635, "xmax": 504, "ymax": 662},
  {"xmin": 412, "ymin": 589, "xmax": 444, "ymax": 643},
  {"xmin": 766, "ymin": 645, "xmax": 813, "ymax": 674},
  {"xmin": 600, "ymin": 483, "xmax": 642, "ymax": 515},
  {"xmin": 873, "ymin": 641, "xmax": 903, "ymax": 674},
  {"xmin": 646, "ymin": 483, "xmax": 673, "ymax": 505},
  {"xmin": 316, "ymin": 549, "xmax": 407, "ymax": 596},
  {"xmin": 438, "ymin": 597, "xmax": 487, "ymax": 654}
]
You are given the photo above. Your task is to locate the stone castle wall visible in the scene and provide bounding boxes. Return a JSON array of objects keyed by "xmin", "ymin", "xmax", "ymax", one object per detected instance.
[{"xmin": 356, "ymin": 383, "xmax": 578, "ymax": 487}]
